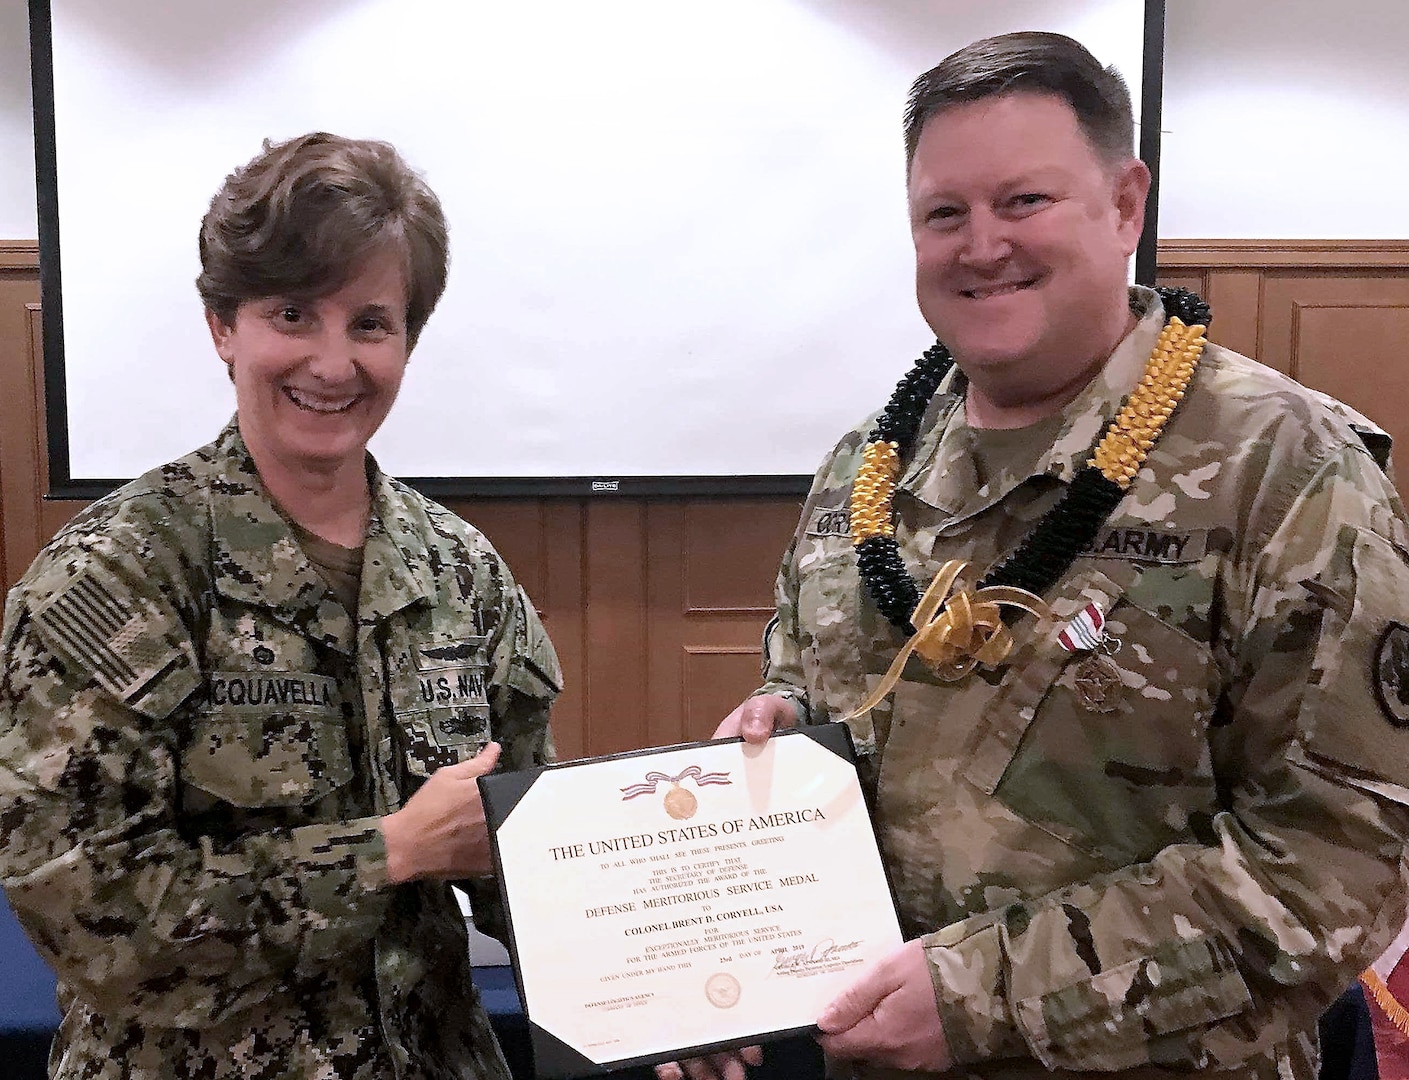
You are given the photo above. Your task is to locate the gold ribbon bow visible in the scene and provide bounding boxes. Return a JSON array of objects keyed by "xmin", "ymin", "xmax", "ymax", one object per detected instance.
[{"xmin": 845, "ymin": 560, "xmax": 1053, "ymax": 719}]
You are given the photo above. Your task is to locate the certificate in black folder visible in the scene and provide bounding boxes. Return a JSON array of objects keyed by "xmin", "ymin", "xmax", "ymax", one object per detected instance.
[{"xmin": 478, "ymin": 724, "xmax": 902, "ymax": 1078}]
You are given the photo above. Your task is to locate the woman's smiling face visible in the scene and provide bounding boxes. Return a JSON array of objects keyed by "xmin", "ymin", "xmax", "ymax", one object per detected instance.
[{"xmin": 207, "ymin": 245, "xmax": 410, "ymax": 478}]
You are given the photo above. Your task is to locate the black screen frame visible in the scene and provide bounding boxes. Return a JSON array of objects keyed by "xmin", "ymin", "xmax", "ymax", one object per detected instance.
[{"xmin": 29, "ymin": 0, "xmax": 1166, "ymax": 500}]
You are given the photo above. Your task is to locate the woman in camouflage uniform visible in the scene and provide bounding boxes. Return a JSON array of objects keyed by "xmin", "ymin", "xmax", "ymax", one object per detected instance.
[{"xmin": 0, "ymin": 133, "xmax": 560, "ymax": 1079}]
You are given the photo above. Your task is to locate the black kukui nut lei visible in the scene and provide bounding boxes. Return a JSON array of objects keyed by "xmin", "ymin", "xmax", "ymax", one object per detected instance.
[{"xmin": 856, "ymin": 287, "xmax": 1212, "ymax": 635}]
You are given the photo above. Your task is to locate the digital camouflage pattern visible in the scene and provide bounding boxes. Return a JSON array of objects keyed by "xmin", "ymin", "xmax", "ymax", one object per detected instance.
[
  {"xmin": 759, "ymin": 288, "xmax": 1409, "ymax": 1079},
  {"xmin": 0, "ymin": 421, "xmax": 561, "ymax": 1080}
]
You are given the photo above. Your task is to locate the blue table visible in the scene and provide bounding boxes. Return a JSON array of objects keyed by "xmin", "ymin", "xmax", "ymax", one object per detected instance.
[
  {"xmin": 0, "ymin": 890, "xmax": 59, "ymax": 1033},
  {"xmin": 0, "ymin": 889, "xmax": 59, "ymax": 1080}
]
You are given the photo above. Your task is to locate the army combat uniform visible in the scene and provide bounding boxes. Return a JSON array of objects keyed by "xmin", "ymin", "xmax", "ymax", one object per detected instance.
[
  {"xmin": 0, "ymin": 422, "xmax": 561, "ymax": 1079},
  {"xmin": 758, "ymin": 288, "xmax": 1409, "ymax": 1079}
]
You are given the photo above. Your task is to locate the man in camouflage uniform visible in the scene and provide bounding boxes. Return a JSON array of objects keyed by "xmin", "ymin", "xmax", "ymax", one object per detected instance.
[
  {"xmin": 0, "ymin": 133, "xmax": 560, "ymax": 1079},
  {"xmin": 692, "ymin": 32, "xmax": 1409, "ymax": 1080}
]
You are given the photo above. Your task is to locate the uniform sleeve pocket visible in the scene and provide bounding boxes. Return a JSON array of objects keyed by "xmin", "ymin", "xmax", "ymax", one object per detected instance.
[
  {"xmin": 796, "ymin": 549, "xmax": 870, "ymax": 722},
  {"xmin": 505, "ymin": 586, "xmax": 562, "ymax": 700},
  {"xmin": 1297, "ymin": 527, "xmax": 1409, "ymax": 800},
  {"xmin": 182, "ymin": 713, "xmax": 353, "ymax": 807},
  {"xmin": 1012, "ymin": 933, "xmax": 1252, "ymax": 1070}
]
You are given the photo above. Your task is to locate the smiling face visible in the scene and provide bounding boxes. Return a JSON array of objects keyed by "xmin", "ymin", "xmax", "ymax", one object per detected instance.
[
  {"xmin": 207, "ymin": 245, "xmax": 410, "ymax": 483},
  {"xmin": 907, "ymin": 91, "xmax": 1149, "ymax": 406}
]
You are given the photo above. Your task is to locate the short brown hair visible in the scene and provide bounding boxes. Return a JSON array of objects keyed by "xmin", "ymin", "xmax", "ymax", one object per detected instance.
[
  {"xmin": 904, "ymin": 32, "xmax": 1134, "ymax": 171},
  {"xmin": 196, "ymin": 132, "xmax": 449, "ymax": 350}
]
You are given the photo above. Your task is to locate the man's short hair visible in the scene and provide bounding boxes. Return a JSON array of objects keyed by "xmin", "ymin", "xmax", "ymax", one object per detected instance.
[
  {"xmin": 903, "ymin": 31, "xmax": 1135, "ymax": 171},
  {"xmin": 196, "ymin": 132, "xmax": 449, "ymax": 350}
]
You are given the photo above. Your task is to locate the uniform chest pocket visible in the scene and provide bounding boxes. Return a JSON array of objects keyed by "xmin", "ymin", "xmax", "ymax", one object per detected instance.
[
  {"xmin": 396, "ymin": 663, "xmax": 492, "ymax": 778},
  {"xmin": 797, "ymin": 545, "xmax": 872, "ymax": 722},
  {"xmin": 182, "ymin": 672, "xmax": 353, "ymax": 807},
  {"xmin": 398, "ymin": 705, "xmax": 491, "ymax": 778},
  {"xmin": 958, "ymin": 566, "xmax": 1218, "ymax": 867}
]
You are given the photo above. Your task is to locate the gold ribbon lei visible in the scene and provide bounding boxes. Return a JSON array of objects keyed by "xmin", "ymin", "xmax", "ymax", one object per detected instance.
[{"xmin": 845, "ymin": 560, "xmax": 1053, "ymax": 720}]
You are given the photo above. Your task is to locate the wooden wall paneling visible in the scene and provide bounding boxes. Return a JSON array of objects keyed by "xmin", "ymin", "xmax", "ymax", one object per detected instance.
[
  {"xmin": 1160, "ymin": 240, "xmax": 1409, "ymax": 367},
  {"xmin": 581, "ymin": 500, "xmax": 650, "ymax": 758},
  {"xmin": 644, "ymin": 503, "xmax": 699, "ymax": 749},
  {"xmin": 535, "ymin": 502, "xmax": 589, "ymax": 761},
  {"xmin": 447, "ymin": 498, "xmax": 589, "ymax": 763},
  {"xmin": 1159, "ymin": 239, "xmax": 1409, "ymax": 270},
  {"xmin": 677, "ymin": 500, "xmax": 801, "ymax": 741},
  {"xmin": 645, "ymin": 499, "xmax": 801, "ymax": 749},
  {"xmin": 1203, "ymin": 271, "xmax": 1262, "ymax": 361},
  {"xmin": 677, "ymin": 643, "xmax": 763, "ymax": 747},
  {"xmin": 1152, "ymin": 269, "xmax": 1206, "ymax": 299},
  {"xmin": 39, "ymin": 501, "xmax": 85, "ymax": 546},
  {"xmin": 1155, "ymin": 265, "xmax": 1265, "ymax": 361},
  {"xmin": 0, "ymin": 242, "xmax": 42, "ymax": 591},
  {"xmin": 1259, "ymin": 272, "xmax": 1409, "ymax": 477}
]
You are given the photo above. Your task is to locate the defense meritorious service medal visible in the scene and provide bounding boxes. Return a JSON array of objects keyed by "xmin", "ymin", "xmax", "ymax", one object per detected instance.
[
  {"xmin": 1072, "ymin": 655, "xmax": 1123, "ymax": 713},
  {"xmin": 1059, "ymin": 602, "xmax": 1124, "ymax": 714}
]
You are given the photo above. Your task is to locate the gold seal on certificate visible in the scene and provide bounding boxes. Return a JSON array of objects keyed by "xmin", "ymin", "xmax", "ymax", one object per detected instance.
[{"xmin": 479, "ymin": 724, "xmax": 902, "ymax": 1078}]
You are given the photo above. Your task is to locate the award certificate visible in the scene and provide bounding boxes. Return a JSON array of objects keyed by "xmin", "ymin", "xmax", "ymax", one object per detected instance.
[{"xmin": 479, "ymin": 724, "xmax": 902, "ymax": 1077}]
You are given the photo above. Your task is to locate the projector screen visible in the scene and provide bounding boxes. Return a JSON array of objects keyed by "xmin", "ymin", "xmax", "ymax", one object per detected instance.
[{"xmin": 31, "ymin": 0, "xmax": 1158, "ymax": 495}]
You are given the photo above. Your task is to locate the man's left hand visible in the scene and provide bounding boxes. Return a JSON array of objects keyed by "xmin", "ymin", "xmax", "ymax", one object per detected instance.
[{"xmin": 816, "ymin": 939, "xmax": 952, "ymax": 1073}]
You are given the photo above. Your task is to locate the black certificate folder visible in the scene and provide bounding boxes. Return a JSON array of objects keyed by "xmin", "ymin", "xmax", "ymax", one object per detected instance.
[{"xmin": 478, "ymin": 723, "xmax": 902, "ymax": 1078}]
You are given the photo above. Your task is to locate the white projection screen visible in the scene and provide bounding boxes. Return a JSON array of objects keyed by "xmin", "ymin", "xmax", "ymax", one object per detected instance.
[{"xmin": 30, "ymin": 0, "xmax": 1160, "ymax": 496}]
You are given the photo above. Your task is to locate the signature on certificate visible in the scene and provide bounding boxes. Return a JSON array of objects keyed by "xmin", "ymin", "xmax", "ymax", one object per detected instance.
[{"xmin": 771, "ymin": 938, "xmax": 863, "ymax": 973}]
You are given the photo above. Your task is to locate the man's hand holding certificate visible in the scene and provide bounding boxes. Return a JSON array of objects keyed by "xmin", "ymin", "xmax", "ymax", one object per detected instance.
[{"xmin": 479, "ymin": 724, "xmax": 902, "ymax": 1077}]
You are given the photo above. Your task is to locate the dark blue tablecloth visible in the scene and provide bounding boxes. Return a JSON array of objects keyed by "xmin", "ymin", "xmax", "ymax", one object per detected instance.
[
  {"xmin": 1, "ymin": 890, "xmax": 59, "ymax": 1080},
  {"xmin": 0, "ymin": 890, "xmax": 59, "ymax": 1034}
]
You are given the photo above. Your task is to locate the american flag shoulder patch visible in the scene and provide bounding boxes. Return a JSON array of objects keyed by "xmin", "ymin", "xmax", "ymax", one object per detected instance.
[{"xmin": 32, "ymin": 564, "xmax": 191, "ymax": 708}]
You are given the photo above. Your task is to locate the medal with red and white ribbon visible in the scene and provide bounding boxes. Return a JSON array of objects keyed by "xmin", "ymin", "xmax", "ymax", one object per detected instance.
[
  {"xmin": 1059, "ymin": 603, "xmax": 1107, "ymax": 652},
  {"xmin": 1059, "ymin": 603, "xmax": 1123, "ymax": 713}
]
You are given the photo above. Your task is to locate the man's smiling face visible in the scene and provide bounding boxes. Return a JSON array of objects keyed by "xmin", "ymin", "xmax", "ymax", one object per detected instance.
[{"xmin": 907, "ymin": 91, "xmax": 1146, "ymax": 396}]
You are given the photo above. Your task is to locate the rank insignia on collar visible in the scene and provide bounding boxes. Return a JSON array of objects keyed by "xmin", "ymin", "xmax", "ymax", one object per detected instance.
[{"xmin": 1373, "ymin": 622, "xmax": 1409, "ymax": 728}]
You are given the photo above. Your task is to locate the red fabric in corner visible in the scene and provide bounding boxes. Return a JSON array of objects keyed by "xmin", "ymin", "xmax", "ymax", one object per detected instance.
[{"xmin": 1370, "ymin": 956, "xmax": 1409, "ymax": 1080}]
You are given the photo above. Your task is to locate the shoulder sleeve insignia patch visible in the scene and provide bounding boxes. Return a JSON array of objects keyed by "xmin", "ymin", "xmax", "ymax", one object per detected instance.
[
  {"xmin": 760, "ymin": 614, "xmax": 780, "ymax": 679},
  {"xmin": 32, "ymin": 564, "xmax": 197, "ymax": 717},
  {"xmin": 505, "ymin": 585, "xmax": 562, "ymax": 698},
  {"xmin": 1373, "ymin": 621, "xmax": 1409, "ymax": 728}
]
